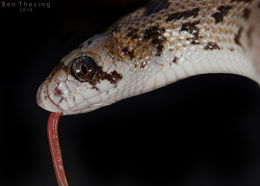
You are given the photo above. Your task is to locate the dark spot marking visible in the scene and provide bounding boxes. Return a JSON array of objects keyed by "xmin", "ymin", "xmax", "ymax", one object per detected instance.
[
  {"xmin": 243, "ymin": 8, "xmax": 251, "ymax": 19},
  {"xmin": 230, "ymin": 0, "xmax": 253, "ymax": 3},
  {"xmin": 234, "ymin": 27, "xmax": 243, "ymax": 46},
  {"xmin": 144, "ymin": 0, "xmax": 170, "ymax": 16},
  {"xmin": 212, "ymin": 6, "xmax": 232, "ymax": 23},
  {"xmin": 258, "ymin": 1, "xmax": 260, "ymax": 8},
  {"xmin": 127, "ymin": 28, "xmax": 138, "ymax": 38},
  {"xmin": 229, "ymin": 47, "xmax": 234, "ymax": 51},
  {"xmin": 204, "ymin": 42, "xmax": 221, "ymax": 50},
  {"xmin": 104, "ymin": 71, "xmax": 123, "ymax": 85},
  {"xmin": 140, "ymin": 62, "xmax": 147, "ymax": 68},
  {"xmin": 92, "ymin": 66, "xmax": 122, "ymax": 86},
  {"xmin": 181, "ymin": 20, "xmax": 200, "ymax": 45},
  {"xmin": 122, "ymin": 48, "xmax": 135, "ymax": 59},
  {"xmin": 131, "ymin": 34, "xmax": 139, "ymax": 39},
  {"xmin": 172, "ymin": 56, "xmax": 179, "ymax": 64},
  {"xmin": 87, "ymin": 40, "xmax": 92, "ymax": 46},
  {"xmin": 166, "ymin": 7, "xmax": 200, "ymax": 22},
  {"xmin": 143, "ymin": 25, "xmax": 166, "ymax": 56}
]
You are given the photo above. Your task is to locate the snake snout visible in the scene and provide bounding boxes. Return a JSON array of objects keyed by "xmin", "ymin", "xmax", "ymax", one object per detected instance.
[
  {"xmin": 37, "ymin": 66, "xmax": 71, "ymax": 113},
  {"xmin": 36, "ymin": 80, "xmax": 62, "ymax": 113}
]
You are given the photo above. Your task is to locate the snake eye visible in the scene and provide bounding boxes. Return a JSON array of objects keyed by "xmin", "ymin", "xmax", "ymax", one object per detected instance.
[{"xmin": 72, "ymin": 56, "xmax": 97, "ymax": 82}]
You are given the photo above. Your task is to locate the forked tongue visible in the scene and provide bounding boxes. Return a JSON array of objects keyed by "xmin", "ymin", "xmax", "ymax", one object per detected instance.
[{"xmin": 47, "ymin": 112, "xmax": 69, "ymax": 186}]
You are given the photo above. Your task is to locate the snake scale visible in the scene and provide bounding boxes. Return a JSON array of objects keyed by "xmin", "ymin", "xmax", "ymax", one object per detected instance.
[
  {"xmin": 36, "ymin": 0, "xmax": 260, "ymax": 185},
  {"xmin": 37, "ymin": 0, "xmax": 260, "ymax": 115}
]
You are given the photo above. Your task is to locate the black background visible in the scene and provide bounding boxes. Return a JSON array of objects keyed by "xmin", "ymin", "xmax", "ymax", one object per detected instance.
[{"xmin": 1, "ymin": 0, "xmax": 260, "ymax": 186}]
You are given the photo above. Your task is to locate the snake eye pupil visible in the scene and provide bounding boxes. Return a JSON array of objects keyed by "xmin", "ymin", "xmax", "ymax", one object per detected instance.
[
  {"xmin": 72, "ymin": 56, "xmax": 97, "ymax": 82},
  {"xmin": 81, "ymin": 64, "xmax": 88, "ymax": 75}
]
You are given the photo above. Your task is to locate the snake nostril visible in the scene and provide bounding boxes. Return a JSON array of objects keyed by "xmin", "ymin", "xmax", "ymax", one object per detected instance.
[
  {"xmin": 54, "ymin": 86, "xmax": 63, "ymax": 95},
  {"xmin": 52, "ymin": 81, "xmax": 69, "ymax": 97}
]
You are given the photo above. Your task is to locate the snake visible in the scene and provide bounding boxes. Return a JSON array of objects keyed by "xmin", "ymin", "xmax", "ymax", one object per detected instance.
[{"xmin": 36, "ymin": 0, "xmax": 260, "ymax": 185}]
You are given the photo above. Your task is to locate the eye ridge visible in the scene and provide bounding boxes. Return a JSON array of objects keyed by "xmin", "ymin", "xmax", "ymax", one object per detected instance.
[{"xmin": 72, "ymin": 56, "xmax": 97, "ymax": 82}]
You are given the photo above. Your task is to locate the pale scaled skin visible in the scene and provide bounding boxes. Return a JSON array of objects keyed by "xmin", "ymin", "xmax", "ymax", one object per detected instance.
[{"xmin": 37, "ymin": 0, "xmax": 260, "ymax": 115}]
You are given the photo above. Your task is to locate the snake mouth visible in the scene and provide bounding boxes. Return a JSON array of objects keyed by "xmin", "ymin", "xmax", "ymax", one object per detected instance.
[
  {"xmin": 37, "ymin": 76, "xmax": 105, "ymax": 115},
  {"xmin": 36, "ymin": 80, "xmax": 63, "ymax": 113}
]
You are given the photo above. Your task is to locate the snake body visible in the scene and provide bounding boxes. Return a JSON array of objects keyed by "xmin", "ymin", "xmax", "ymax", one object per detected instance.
[{"xmin": 37, "ymin": 0, "xmax": 260, "ymax": 115}]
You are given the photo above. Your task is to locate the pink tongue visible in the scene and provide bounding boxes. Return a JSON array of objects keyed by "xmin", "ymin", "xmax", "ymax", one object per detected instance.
[{"xmin": 47, "ymin": 112, "xmax": 68, "ymax": 186}]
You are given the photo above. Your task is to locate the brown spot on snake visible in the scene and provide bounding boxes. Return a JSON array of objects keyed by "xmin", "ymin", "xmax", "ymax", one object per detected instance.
[
  {"xmin": 143, "ymin": 25, "xmax": 166, "ymax": 56},
  {"xmin": 93, "ymin": 67, "xmax": 122, "ymax": 86},
  {"xmin": 180, "ymin": 20, "xmax": 200, "ymax": 45},
  {"xmin": 127, "ymin": 28, "xmax": 139, "ymax": 38},
  {"xmin": 122, "ymin": 47, "xmax": 135, "ymax": 59},
  {"xmin": 234, "ymin": 27, "xmax": 243, "ymax": 47},
  {"xmin": 229, "ymin": 47, "xmax": 235, "ymax": 51},
  {"xmin": 166, "ymin": 7, "xmax": 200, "ymax": 22},
  {"xmin": 243, "ymin": 8, "xmax": 251, "ymax": 20},
  {"xmin": 204, "ymin": 42, "xmax": 221, "ymax": 50},
  {"xmin": 212, "ymin": 5, "xmax": 232, "ymax": 23},
  {"xmin": 172, "ymin": 56, "xmax": 179, "ymax": 64}
]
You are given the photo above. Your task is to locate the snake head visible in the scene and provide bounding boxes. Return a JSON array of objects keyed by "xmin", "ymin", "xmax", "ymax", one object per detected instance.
[{"xmin": 37, "ymin": 33, "xmax": 126, "ymax": 115}]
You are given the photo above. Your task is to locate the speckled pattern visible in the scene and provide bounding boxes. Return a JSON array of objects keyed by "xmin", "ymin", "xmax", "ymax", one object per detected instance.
[
  {"xmin": 108, "ymin": 0, "xmax": 259, "ymax": 67},
  {"xmin": 37, "ymin": 0, "xmax": 260, "ymax": 115}
]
